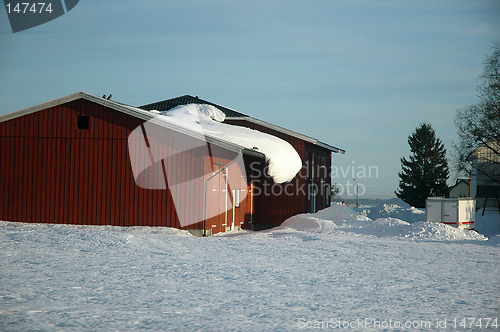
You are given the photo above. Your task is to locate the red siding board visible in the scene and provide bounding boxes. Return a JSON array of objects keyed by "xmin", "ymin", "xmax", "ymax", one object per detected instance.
[
  {"xmin": 0, "ymin": 140, "xmax": 6, "ymax": 220},
  {"xmin": 19, "ymin": 138, "xmax": 28, "ymax": 222},
  {"xmin": 8, "ymin": 138, "xmax": 15, "ymax": 221},
  {"xmin": 124, "ymin": 145, "xmax": 132, "ymax": 227},
  {"xmin": 0, "ymin": 141, "xmax": 7, "ymax": 220},
  {"xmin": 80, "ymin": 125, "xmax": 87, "ymax": 225},
  {"xmin": 65, "ymin": 138, "xmax": 74, "ymax": 224},
  {"xmin": 16, "ymin": 138, "xmax": 23, "ymax": 221},
  {"xmin": 76, "ymin": 133, "xmax": 84, "ymax": 225},
  {"xmin": 63, "ymin": 139, "xmax": 72, "ymax": 224},
  {"xmin": 97, "ymin": 138, "xmax": 105, "ymax": 226},
  {"xmin": 49, "ymin": 138, "xmax": 58, "ymax": 224},
  {"xmin": 119, "ymin": 139, "xmax": 126, "ymax": 226},
  {"xmin": 34, "ymin": 138, "xmax": 43, "ymax": 223},
  {"xmin": 12, "ymin": 137, "xmax": 18, "ymax": 221},
  {"xmin": 76, "ymin": 139, "xmax": 84, "ymax": 225},
  {"xmin": 25, "ymin": 137, "xmax": 33, "ymax": 223},
  {"xmin": 115, "ymin": 142, "xmax": 124, "ymax": 226},
  {"xmin": 62, "ymin": 139, "xmax": 69, "ymax": 224},
  {"xmin": 105, "ymin": 139, "xmax": 113, "ymax": 225},
  {"xmin": 60, "ymin": 138, "xmax": 67, "ymax": 224},
  {"xmin": 30, "ymin": 137, "xmax": 37, "ymax": 222},
  {"xmin": 87, "ymin": 136, "xmax": 95, "ymax": 225},
  {"xmin": 3, "ymin": 139, "xmax": 11, "ymax": 220}
]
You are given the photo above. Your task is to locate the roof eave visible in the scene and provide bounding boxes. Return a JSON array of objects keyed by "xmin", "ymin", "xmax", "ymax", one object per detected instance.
[
  {"xmin": 315, "ymin": 141, "xmax": 346, "ymax": 154},
  {"xmin": 225, "ymin": 116, "xmax": 345, "ymax": 154}
]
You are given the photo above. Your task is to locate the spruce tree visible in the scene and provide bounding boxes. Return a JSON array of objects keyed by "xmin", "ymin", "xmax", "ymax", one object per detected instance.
[{"xmin": 396, "ymin": 123, "xmax": 449, "ymax": 208}]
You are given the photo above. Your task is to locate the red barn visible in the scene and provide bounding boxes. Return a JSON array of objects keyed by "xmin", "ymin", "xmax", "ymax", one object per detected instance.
[
  {"xmin": 141, "ymin": 95, "xmax": 345, "ymax": 230},
  {"xmin": 0, "ymin": 92, "xmax": 344, "ymax": 235}
]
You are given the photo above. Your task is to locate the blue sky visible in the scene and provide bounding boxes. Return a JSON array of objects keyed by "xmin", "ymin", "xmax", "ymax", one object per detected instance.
[{"xmin": 1, "ymin": 0, "xmax": 499, "ymax": 198}]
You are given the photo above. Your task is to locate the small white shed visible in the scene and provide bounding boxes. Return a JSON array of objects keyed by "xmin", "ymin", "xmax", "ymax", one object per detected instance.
[{"xmin": 426, "ymin": 197, "xmax": 476, "ymax": 230}]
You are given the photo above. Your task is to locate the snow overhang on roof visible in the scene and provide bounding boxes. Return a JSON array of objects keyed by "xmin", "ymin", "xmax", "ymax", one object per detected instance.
[
  {"xmin": 139, "ymin": 95, "xmax": 345, "ymax": 154},
  {"xmin": 0, "ymin": 92, "xmax": 266, "ymax": 159},
  {"xmin": 226, "ymin": 117, "xmax": 345, "ymax": 154}
]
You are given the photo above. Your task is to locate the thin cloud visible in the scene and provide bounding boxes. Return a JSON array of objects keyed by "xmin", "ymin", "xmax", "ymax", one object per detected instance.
[{"xmin": 467, "ymin": 23, "xmax": 500, "ymax": 36}]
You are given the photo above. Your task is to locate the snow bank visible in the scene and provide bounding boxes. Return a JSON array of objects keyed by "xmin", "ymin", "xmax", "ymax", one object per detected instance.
[
  {"xmin": 280, "ymin": 215, "xmax": 338, "ymax": 233},
  {"xmin": 314, "ymin": 203, "xmax": 364, "ymax": 223},
  {"xmin": 405, "ymin": 221, "xmax": 487, "ymax": 241},
  {"xmin": 361, "ymin": 217, "xmax": 413, "ymax": 238},
  {"xmin": 0, "ymin": 221, "xmax": 194, "ymax": 237},
  {"xmin": 160, "ymin": 104, "xmax": 302, "ymax": 183},
  {"xmin": 280, "ymin": 203, "xmax": 488, "ymax": 241},
  {"xmin": 356, "ymin": 201, "xmax": 426, "ymax": 223}
]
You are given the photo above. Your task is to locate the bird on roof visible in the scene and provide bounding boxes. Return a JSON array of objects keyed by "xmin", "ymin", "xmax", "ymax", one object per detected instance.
[
  {"xmin": 107, "ymin": 94, "xmax": 112, "ymax": 100},
  {"xmin": 102, "ymin": 94, "xmax": 106, "ymax": 98}
]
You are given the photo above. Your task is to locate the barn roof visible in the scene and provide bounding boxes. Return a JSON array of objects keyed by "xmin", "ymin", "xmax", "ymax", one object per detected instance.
[
  {"xmin": 140, "ymin": 95, "xmax": 248, "ymax": 118},
  {"xmin": 140, "ymin": 95, "xmax": 345, "ymax": 154},
  {"xmin": 0, "ymin": 92, "xmax": 265, "ymax": 159}
]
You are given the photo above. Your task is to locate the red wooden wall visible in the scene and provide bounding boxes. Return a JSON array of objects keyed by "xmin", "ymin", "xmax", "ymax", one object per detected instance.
[{"xmin": 0, "ymin": 98, "xmax": 253, "ymax": 235}]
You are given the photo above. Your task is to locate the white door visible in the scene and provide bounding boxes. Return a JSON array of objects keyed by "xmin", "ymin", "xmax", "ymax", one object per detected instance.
[{"xmin": 442, "ymin": 201, "xmax": 458, "ymax": 226}]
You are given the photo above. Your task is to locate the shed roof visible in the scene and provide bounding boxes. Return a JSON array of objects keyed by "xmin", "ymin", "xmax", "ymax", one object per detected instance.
[
  {"xmin": 140, "ymin": 95, "xmax": 345, "ymax": 154},
  {"xmin": 0, "ymin": 92, "xmax": 265, "ymax": 159}
]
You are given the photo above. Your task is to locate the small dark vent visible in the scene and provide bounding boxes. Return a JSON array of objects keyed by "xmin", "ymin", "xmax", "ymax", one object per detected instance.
[{"xmin": 77, "ymin": 115, "xmax": 90, "ymax": 130}]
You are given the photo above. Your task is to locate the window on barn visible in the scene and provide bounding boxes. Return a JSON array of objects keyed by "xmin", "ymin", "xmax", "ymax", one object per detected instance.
[{"xmin": 77, "ymin": 115, "xmax": 90, "ymax": 130}]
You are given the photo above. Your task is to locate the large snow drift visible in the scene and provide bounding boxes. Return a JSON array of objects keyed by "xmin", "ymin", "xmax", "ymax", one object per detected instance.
[
  {"xmin": 158, "ymin": 104, "xmax": 302, "ymax": 183},
  {"xmin": 280, "ymin": 203, "xmax": 488, "ymax": 241},
  {"xmin": 356, "ymin": 200, "xmax": 426, "ymax": 223}
]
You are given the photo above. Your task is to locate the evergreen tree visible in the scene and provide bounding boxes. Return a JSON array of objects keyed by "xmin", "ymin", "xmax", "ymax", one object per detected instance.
[{"xmin": 396, "ymin": 123, "xmax": 449, "ymax": 208}]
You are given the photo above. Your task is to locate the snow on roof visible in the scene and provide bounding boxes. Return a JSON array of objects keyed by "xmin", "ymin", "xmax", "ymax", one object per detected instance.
[
  {"xmin": 160, "ymin": 104, "xmax": 303, "ymax": 183},
  {"xmin": 139, "ymin": 95, "xmax": 345, "ymax": 154},
  {"xmin": 140, "ymin": 95, "xmax": 345, "ymax": 154}
]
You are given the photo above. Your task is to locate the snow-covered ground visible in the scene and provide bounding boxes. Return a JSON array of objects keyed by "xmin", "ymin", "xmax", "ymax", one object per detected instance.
[{"xmin": 1, "ymin": 201, "xmax": 499, "ymax": 331}]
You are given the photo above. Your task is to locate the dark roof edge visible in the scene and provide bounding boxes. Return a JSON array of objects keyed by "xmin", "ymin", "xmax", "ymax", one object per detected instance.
[
  {"xmin": 315, "ymin": 141, "xmax": 346, "ymax": 154},
  {"xmin": 140, "ymin": 95, "xmax": 249, "ymax": 118}
]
